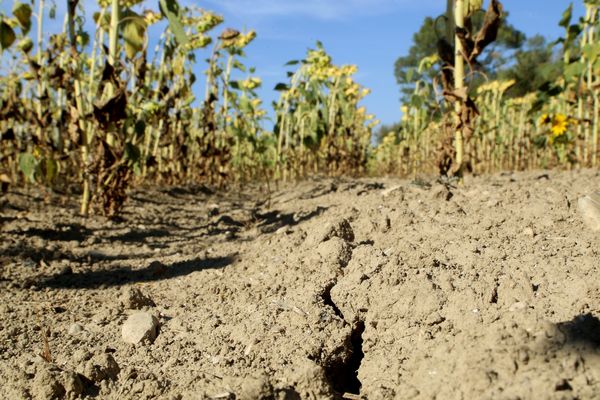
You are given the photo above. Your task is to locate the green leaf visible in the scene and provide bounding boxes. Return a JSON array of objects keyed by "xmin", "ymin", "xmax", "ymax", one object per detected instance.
[
  {"xmin": 159, "ymin": 0, "xmax": 189, "ymax": 46},
  {"xmin": 229, "ymin": 80, "xmax": 240, "ymax": 89},
  {"xmin": 0, "ymin": 19, "xmax": 16, "ymax": 50},
  {"xmin": 284, "ymin": 60, "xmax": 300, "ymax": 66},
  {"xmin": 182, "ymin": 94, "xmax": 195, "ymax": 107},
  {"xmin": 12, "ymin": 2, "xmax": 32, "ymax": 34},
  {"xmin": 405, "ymin": 68, "xmax": 415, "ymax": 83},
  {"xmin": 410, "ymin": 94, "xmax": 424, "ymax": 108},
  {"xmin": 232, "ymin": 59, "xmax": 246, "ymax": 72},
  {"xmin": 564, "ymin": 62, "xmax": 585, "ymax": 81},
  {"xmin": 122, "ymin": 10, "xmax": 146, "ymax": 59},
  {"xmin": 559, "ymin": 3, "xmax": 573, "ymax": 28},
  {"xmin": 18, "ymin": 153, "xmax": 37, "ymax": 182},
  {"xmin": 274, "ymin": 83, "xmax": 289, "ymax": 91},
  {"xmin": 583, "ymin": 42, "xmax": 600, "ymax": 63},
  {"xmin": 239, "ymin": 96, "xmax": 252, "ymax": 114}
]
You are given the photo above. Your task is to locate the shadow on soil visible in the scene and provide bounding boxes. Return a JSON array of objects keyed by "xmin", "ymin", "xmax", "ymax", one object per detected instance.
[
  {"xmin": 255, "ymin": 206, "xmax": 328, "ymax": 233},
  {"xmin": 8, "ymin": 223, "xmax": 93, "ymax": 242},
  {"xmin": 556, "ymin": 313, "xmax": 600, "ymax": 348},
  {"xmin": 41, "ymin": 255, "xmax": 236, "ymax": 289}
]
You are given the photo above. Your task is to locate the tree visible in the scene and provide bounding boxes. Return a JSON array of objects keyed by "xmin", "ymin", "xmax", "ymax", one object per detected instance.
[{"xmin": 498, "ymin": 35, "xmax": 562, "ymax": 97}]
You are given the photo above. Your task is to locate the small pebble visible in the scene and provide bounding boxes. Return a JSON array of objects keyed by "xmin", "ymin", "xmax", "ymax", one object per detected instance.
[{"xmin": 68, "ymin": 323, "xmax": 84, "ymax": 336}]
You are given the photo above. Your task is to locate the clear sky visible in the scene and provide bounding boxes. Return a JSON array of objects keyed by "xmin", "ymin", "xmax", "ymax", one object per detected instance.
[
  {"xmin": 203, "ymin": 0, "xmax": 585, "ymax": 127},
  {"xmin": 0, "ymin": 0, "xmax": 586, "ymax": 128}
]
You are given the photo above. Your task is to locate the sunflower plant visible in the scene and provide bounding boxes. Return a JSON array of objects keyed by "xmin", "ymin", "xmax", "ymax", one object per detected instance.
[{"xmin": 538, "ymin": 113, "xmax": 578, "ymax": 164}]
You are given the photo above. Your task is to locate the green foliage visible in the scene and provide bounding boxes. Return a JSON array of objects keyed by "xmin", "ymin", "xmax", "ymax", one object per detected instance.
[
  {"xmin": 121, "ymin": 9, "xmax": 146, "ymax": 59},
  {"xmin": 159, "ymin": 0, "xmax": 188, "ymax": 45},
  {"xmin": 498, "ymin": 35, "xmax": 562, "ymax": 97}
]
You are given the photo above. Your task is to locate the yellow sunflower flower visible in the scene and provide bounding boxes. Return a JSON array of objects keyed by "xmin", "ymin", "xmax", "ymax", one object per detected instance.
[{"xmin": 551, "ymin": 114, "xmax": 568, "ymax": 136}]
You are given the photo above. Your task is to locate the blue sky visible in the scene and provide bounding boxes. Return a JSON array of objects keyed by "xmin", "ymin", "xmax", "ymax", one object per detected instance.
[
  {"xmin": 1, "ymin": 0, "xmax": 586, "ymax": 127},
  {"xmin": 205, "ymin": 0, "xmax": 585, "ymax": 127}
]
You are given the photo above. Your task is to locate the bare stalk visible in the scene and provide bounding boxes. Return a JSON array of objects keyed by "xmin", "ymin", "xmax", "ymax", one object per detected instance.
[{"xmin": 454, "ymin": 0, "xmax": 465, "ymax": 176}]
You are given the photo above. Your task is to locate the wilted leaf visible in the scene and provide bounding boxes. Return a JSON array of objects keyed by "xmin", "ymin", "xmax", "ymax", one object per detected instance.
[
  {"xmin": 134, "ymin": 119, "xmax": 146, "ymax": 137},
  {"xmin": 0, "ymin": 173, "xmax": 10, "ymax": 193},
  {"xmin": 38, "ymin": 158, "xmax": 59, "ymax": 183},
  {"xmin": 12, "ymin": 2, "xmax": 32, "ymax": 34},
  {"xmin": 159, "ymin": 0, "xmax": 188, "ymax": 45},
  {"xmin": 1, "ymin": 128, "xmax": 15, "ymax": 141},
  {"xmin": 0, "ymin": 19, "xmax": 16, "ymax": 50},
  {"xmin": 443, "ymin": 87, "xmax": 469, "ymax": 103},
  {"xmin": 436, "ymin": 38, "xmax": 454, "ymax": 66},
  {"xmin": 93, "ymin": 88, "xmax": 127, "ymax": 129},
  {"xmin": 470, "ymin": 0, "xmax": 503, "ymax": 61},
  {"xmin": 124, "ymin": 142, "xmax": 141, "ymax": 163},
  {"xmin": 220, "ymin": 28, "xmax": 239, "ymax": 41},
  {"xmin": 456, "ymin": 27, "xmax": 475, "ymax": 61}
]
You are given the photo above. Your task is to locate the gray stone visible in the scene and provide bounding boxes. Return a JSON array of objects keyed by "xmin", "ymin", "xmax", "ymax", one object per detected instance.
[
  {"xmin": 122, "ymin": 312, "xmax": 159, "ymax": 344},
  {"xmin": 578, "ymin": 192, "xmax": 600, "ymax": 231},
  {"xmin": 68, "ymin": 323, "xmax": 84, "ymax": 335}
]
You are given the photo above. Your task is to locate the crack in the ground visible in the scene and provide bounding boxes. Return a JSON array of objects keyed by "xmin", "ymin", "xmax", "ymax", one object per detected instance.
[
  {"xmin": 320, "ymin": 282, "xmax": 365, "ymax": 398},
  {"xmin": 324, "ymin": 318, "xmax": 365, "ymax": 398},
  {"xmin": 321, "ymin": 282, "xmax": 345, "ymax": 320}
]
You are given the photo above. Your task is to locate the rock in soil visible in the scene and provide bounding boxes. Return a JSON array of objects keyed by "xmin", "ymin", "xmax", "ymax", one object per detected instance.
[
  {"xmin": 578, "ymin": 192, "xmax": 600, "ymax": 231},
  {"xmin": 122, "ymin": 312, "xmax": 159, "ymax": 345}
]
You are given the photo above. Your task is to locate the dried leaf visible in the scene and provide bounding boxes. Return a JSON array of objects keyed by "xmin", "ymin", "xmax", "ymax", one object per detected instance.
[
  {"xmin": 471, "ymin": 0, "xmax": 503, "ymax": 61},
  {"xmin": 220, "ymin": 28, "xmax": 240, "ymax": 41},
  {"xmin": 93, "ymin": 88, "xmax": 127, "ymax": 129}
]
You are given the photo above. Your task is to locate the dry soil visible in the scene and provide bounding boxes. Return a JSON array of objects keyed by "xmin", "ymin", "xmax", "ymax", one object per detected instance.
[{"xmin": 1, "ymin": 170, "xmax": 600, "ymax": 400}]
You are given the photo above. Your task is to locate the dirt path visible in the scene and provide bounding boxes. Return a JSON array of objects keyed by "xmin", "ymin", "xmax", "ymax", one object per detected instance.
[{"xmin": 1, "ymin": 170, "xmax": 600, "ymax": 399}]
